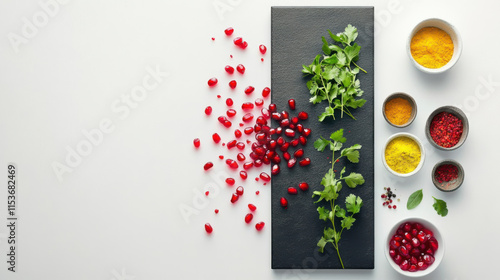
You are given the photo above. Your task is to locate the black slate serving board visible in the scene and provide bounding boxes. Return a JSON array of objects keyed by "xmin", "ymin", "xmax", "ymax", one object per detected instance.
[{"xmin": 271, "ymin": 7, "xmax": 374, "ymax": 269}]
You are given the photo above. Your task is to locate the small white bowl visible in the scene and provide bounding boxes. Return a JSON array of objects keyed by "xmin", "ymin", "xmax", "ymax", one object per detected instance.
[
  {"xmin": 407, "ymin": 18, "xmax": 462, "ymax": 74},
  {"xmin": 383, "ymin": 133, "xmax": 425, "ymax": 177},
  {"xmin": 385, "ymin": 217, "xmax": 445, "ymax": 277}
]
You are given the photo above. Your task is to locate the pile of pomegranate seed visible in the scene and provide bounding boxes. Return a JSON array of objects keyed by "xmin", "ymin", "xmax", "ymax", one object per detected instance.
[
  {"xmin": 381, "ymin": 187, "xmax": 398, "ymax": 209},
  {"xmin": 389, "ymin": 222, "xmax": 438, "ymax": 272}
]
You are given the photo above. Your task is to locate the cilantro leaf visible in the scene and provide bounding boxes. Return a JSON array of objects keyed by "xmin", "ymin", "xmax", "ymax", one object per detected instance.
[
  {"xmin": 341, "ymin": 216, "xmax": 356, "ymax": 230},
  {"xmin": 345, "ymin": 194, "xmax": 363, "ymax": 214},
  {"xmin": 432, "ymin": 196, "xmax": 448, "ymax": 217},
  {"xmin": 330, "ymin": 129, "xmax": 346, "ymax": 143},
  {"xmin": 317, "ymin": 237, "xmax": 328, "ymax": 253},
  {"xmin": 407, "ymin": 189, "xmax": 423, "ymax": 210},
  {"xmin": 341, "ymin": 144, "xmax": 362, "ymax": 163},
  {"xmin": 344, "ymin": 172, "xmax": 365, "ymax": 188},
  {"xmin": 314, "ymin": 137, "xmax": 331, "ymax": 152},
  {"xmin": 317, "ymin": 206, "xmax": 330, "ymax": 221},
  {"xmin": 344, "ymin": 24, "xmax": 358, "ymax": 45}
]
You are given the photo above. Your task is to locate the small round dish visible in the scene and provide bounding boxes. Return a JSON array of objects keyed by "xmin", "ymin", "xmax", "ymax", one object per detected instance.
[
  {"xmin": 425, "ymin": 106, "xmax": 469, "ymax": 151},
  {"xmin": 432, "ymin": 159, "xmax": 464, "ymax": 192},
  {"xmin": 385, "ymin": 217, "xmax": 445, "ymax": 277},
  {"xmin": 383, "ymin": 133, "xmax": 425, "ymax": 177},
  {"xmin": 383, "ymin": 92, "xmax": 417, "ymax": 128},
  {"xmin": 407, "ymin": 18, "xmax": 462, "ymax": 74}
]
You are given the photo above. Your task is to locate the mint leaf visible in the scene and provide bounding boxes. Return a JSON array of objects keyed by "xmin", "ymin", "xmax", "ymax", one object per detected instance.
[
  {"xmin": 432, "ymin": 196, "xmax": 448, "ymax": 217},
  {"xmin": 407, "ymin": 189, "xmax": 423, "ymax": 210},
  {"xmin": 344, "ymin": 172, "xmax": 365, "ymax": 188}
]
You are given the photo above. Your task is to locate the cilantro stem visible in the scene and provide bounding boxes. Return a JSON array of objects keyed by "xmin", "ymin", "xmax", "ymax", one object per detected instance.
[{"xmin": 353, "ymin": 61, "xmax": 367, "ymax": 73}]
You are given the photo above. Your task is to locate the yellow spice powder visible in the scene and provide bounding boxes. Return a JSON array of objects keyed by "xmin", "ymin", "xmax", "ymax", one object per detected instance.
[
  {"xmin": 385, "ymin": 137, "xmax": 421, "ymax": 174},
  {"xmin": 410, "ymin": 27, "xmax": 454, "ymax": 69}
]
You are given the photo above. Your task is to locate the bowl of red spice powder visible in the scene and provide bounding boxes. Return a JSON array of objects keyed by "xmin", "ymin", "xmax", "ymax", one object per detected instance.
[
  {"xmin": 425, "ymin": 106, "xmax": 469, "ymax": 151},
  {"xmin": 432, "ymin": 160, "xmax": 464, "ymax": 192}
]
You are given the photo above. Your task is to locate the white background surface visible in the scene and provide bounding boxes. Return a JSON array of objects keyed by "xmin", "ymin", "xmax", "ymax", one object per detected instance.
[{"xmin": 0, "ymin": 0, "xmax": 499, "ymax": 279}]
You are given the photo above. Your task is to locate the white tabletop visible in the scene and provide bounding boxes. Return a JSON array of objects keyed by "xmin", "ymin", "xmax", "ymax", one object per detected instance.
[{"xmin": 0, "ymin": 0, "xmax": 498, "ymax": 279}]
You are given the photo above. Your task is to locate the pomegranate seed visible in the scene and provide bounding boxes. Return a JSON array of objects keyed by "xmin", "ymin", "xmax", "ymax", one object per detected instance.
[
  {"xmin": 294, "ymin": 149, "xmax": 304, "ymax": 158},
  {"xmin": 268, "ymin": 140, "xmax": 277, "ymax": 149},
  {"xmin": 224, "ymin": 27, "xmax": 234, "ymax": 36},
  {"xmin": 242, "ymin": 113, "xmax": 254, "ymax": 122},
  {"xmin": 244, "ymin": 127, "xmax": 254, "ymax": 135},
  {"xmin": 236, "ymin": 142, "xmax": 245, "ymax": 150},
  {"xmin": 193, "ymin": 138, "xmax": 200, "ymax": 148},
  {"xmin": 256, "ymin": 117, "xmax": 267, "ymax": 126},
  {"xmin": 255, "ymin": 191, "xmax": 260, "ymax": 195},
  {"xmin": 237, "ymin": 153, "xmax": 246, "ymax": 162},
  {"xmin": 271, "ymin": 112, "xmax": 282, "ymax": 121},
  {"xmin": 226, "ymin": 159, "xmax": 239, "ymax": 169},
  {"xmin": 298, "ymin": 111, "xmax": 308, "ymax": 120},
  {"xmin": 259, "ymin": 44, "xmax": 267, "ymax": 54},
  {"xmin": 207, "ymin": 77, "xmax": 218, "ymax": 87},
  {"xmin": 227, "ymin": 140, "xmax": 237, "ymax": 149},
  {"xmin": 393, "ymin": 205, "xmax": 397, "ymax": 209},
  {"xmin": 255, "ymin": 133, "xmax": 266, "ymax": 142},
  {"xmin": 283, "ymin": 152, "xmax": 291, "ymax": 161},
  {"xmin": 280, "ymin": 119, "xmax": 290, "ymax": 127},
  {"xmin": 248, "ymin": 204, "xmax": 257, "ymax": 211},
  {"xmin": 226, "ymin": 109, "xmax": 237, "ymax": 117},
  {"xmin": 262, "ymin": 87, "xmax": 271, "ymax": 97},
  {"xmin": 299, "ymin": 182, "xmax": 309, "ymax": 191},
  {"xmin": 219, "ymin": 155, "xmax": 224, "ymax": 159},
  {"xmin": 236, "ymin": 64, "xmax": 245, "ymax": 74},
  {"xmin": 231, "ymin": 193, "xmax": 239, "ymax": 203},
  {"xmin": 212, "ymin": 133, "xmax": 221, "ymax": 143},
  {"xmin": 236, "ymin": 186, "xmax": 244, "ymax": 195},
  {"xmin": 302, "ymin": 128, "xmax": 311, "ymax": 137},
  {"xmin": 409, "ymin": 265, "xmax": 418, "ymax": 272},
  {"xmin": 234, "ymin": 129, "xmax": 242, "ymax": 138},
  {"xmin": 288, "ymin": 99, "xmax": 296, "ymax": 110},
  {"xmin": 268, "ymin": 103, "xmax": 277, "ymax": 112},
  {"xmin": 262, "ymin": 156, "xmax": 271, "ymax": 165},
  {"xmin": 225, "ymin": 98, "xmax": 234, "ymax": 107},
  {"xmin": 281, "ymin": 111, "xmax": 289, "ymax": 119},
  {"xmin": 255, "ymin": 98, "xmax": 264, "ymax": 107},
  {"xmin": 280, "ymin": 197, "xmax": 288, "ymax": 207},
  {"xmin": 240, "ymin": 41, "xmax": 248, "ymax": 49},
  {"xmin": 299, "ymin": 135, "xmax": 307, "ymax": 145},
  {"xmin": 288, "ymin": 187, "xmax": 298, "ymax": 195},
  {"xmin": 229, "ymin": 80, "xmax": 237, "ymax": 89},
  {"xmin": 296, "ymin": 123, "xmax": 303, "ymax": 133},
  {"xmin": 276, "ymin": 127, "xmax": 283, "ymax": 135},
  {"xmin": 290, "ymin": 139, "xmax": 299, "ymax": 147},
  {"xmin": 225, "ymin": 65, "xmax": 234, "ymax": 74},
  {"xmin": 233, "ymin": 37, "xmax": 243, "ymax": 46},
  {"xmin": 261, "ymin": 108, "xmax": 270, "ymax": 118},
  {"xmin": 243, "ymin": 162, "xmax": 254, "ymax": 170},
  {"xmin": 254, "ymin": 159, "xmax": 263, "ymax": 167},
  {"xmin": 255, "ymin": 222, "xmax": 265, "ymax": 231},
  {"xmin": 218, "ymin": 116, "xmax": 226, "ymax": 124},
  {"xmin": 226, "ymin": 178, "xmax": 235, "ymax": 185},
  {"xmin": 203, "ymin": 162, "xmax": 213, "ymax": 170},
  {"xmin": 205, "ymin": 106, "xmax": 212, "ymax": 115},
  {"xmin": 287, "ymin": 158, "xmax": 297, "ymax": 168},
  {"xmin": 245, "ymin": 213, "xmax": 254, "ymax": 223},
  {"xmin": 244, "ymin": 86, "xmax": 255, "ymax": 95},
  {"xmin": 205, "ymin": 223, "xmax": 213, "ymax": 233},
  {"xmin": 299, "ymin": 158, "xmax": 311, "ymax": 166},
  {"xmin": 242, "ymin": 102, "xmax": 254, "ymax": 110},
  {"xmin": 224, "ymin": 120, "xmax": 232, "ymax": 128},
  {"xmin": 214, "ymin": 209, "xmax": 219, "ymax": 214},
  {"xmin": 285, "ymin": 129, "xmax": 295, "ymax": 138},
  {"xmin": 259, "ymin": 172, "xmax": 271, "ymax": 182},
  {"xmin": 254, "ymin": 125, "xmax": 262, "ymax": 133},
  {"xmin": 272, "ymin": 164, "xmax": 280, "ymax": 175},
  {"xmin": 240, "ymin": 170, "xmax": 247, "ymax": 179}
]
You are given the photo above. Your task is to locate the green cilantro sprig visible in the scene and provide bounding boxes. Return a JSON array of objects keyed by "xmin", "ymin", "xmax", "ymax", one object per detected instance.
[
  {"xmin": 302, "ymin": 24, "xmax": 367, "ymax": 121},
  {"xmin": 312, "ymin": 129, "xmax": 365, "ymax": 268}
]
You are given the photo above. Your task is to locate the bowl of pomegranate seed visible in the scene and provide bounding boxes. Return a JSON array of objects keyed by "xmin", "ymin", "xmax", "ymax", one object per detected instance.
[
  {"xmin": 385, "ymin": 217, "xmax": 445, "ymax": 277},
  {"xmin": 425, "ymin": 106, "xmax": 469, "ymax": 151},
  {"xmin": 432, "ymin": 159, "xmax": 464, "ymax": 192}
]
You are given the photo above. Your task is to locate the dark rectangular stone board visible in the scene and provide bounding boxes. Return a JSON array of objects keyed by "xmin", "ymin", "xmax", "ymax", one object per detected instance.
[{"xmin": 271, "ymin": 7, "xmax": 374, "ymax": 269}]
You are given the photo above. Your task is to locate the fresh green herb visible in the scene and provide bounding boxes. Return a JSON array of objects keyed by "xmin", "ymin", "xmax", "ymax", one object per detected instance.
[
  {"xmin": 302, "ymin": 24, "xmax": 367, "ymax": 121},
  {"xmin": 312, "ymin": 129, "xmax": 364, "ymax": 269},
  {"xmin": 432, "ymin": 196, "xmax": 448, "ymax": 217},
  {"xmin": 407, "ymin": 189, "xmax": 423, "ymax": 210}
]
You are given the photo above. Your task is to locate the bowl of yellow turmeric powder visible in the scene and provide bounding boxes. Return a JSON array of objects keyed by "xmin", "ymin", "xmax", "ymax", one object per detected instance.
[
  {"xmin": 407, "ymin": 18, "xmax": 462, "ymax": 74},
  {"xmin": 383, "ymin": 133, "xmax": 425, "ymax": 177},
  {"xmin": 383, "ymin": 92, "xmax": 417, "ymax": 127}
]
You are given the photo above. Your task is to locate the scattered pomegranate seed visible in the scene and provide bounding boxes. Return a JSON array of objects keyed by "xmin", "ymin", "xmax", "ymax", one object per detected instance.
[
  {"xmin": 285, "ymin": 129, "xmax": 295, "ymax": 138},
  {"xmin": 298, "ymin": 111, "xmax": 308, "ymax": 120},
  {"xmin": 288, "ymin": 99, "xmax": 296, "ymax": 110},
  {"xmin": 240, "ymin": 41, "xmax": 248, "ymax": 49},
  {"xmin": 225, "ymin": 65, "xmax": 234, "ymax": 74},
  {"xmin": 217, "ymin": 95, "xmax": 221, "ymax": 98},
  {"xmin": 244, "ymin": 86, "xmax": 255, "ymax": 95},
  {"xmin": 302, "ymin": 128, "xmax": 311, "ymax": 137},
  {"xmin": 268, "ymin": 103, "xmax": 277, "ymax": 112},
  {"xmin": 224, "ymin": 27, "xmax": 234, "ymax": 36},
  {"xmin": 233, "ymin": 37, "xmax": 243, "ymax": 46},
  {"xmin": 259, "ymin": 44, "xmax": 267, "ymax": 54},
  {"xmin": 280, "ymin": 197, "xmax": 288, "ymax": 208},
  {"xmin": 272, "ymin": 164, "xmax": 280, "ymax": 175},
  {"xmin": 234, "ymin": 129, "xmax": 242, "ymax": 138},
  {"xmin": 205, "ymin": 223, "xmax": 213, "ymax": 233},
  {"xmin": 236, "ymin": 186, "xmax": 244, "ymax": 196},
  {"xmin": 225, "ymin": 178, "xmax": 235, "ymax": 185},
  {"xmin": 212, "ymin": 133, "xmax": 221, "ymax": 143},
  {"xmin": 242, "ymin": 113, "xmax": 254, "ymax": 122},
  {"xmin": 236, "ymin": 64, "xmax": 245, "ymax": 74},
  {"xmin": 259, "ymin": 172, "xmax": 271, "ymax": 182},
  {"xmin": 262, "ymin": 87, "xmax": 271, "ymax": 97},
  {"xmin": 205, "ymin": 106, "xmax": 212, "ymax": 115},
  {"xmin": 240, "ymin": 170, "xmax": 247, "ymax": 179},
  {"xmin": 193, "ymin": 138, "xmax": 200, "ymax": 148},
  {"xmin": 211, "ymin": 37, "xmax": 215, "ymax": 41},
  {"xmin": 255, "ymin": 98, "xmax": 264, "ymax": 107},
  {"xmin": 288, "ymin": 187, "xmax": 298, "ymax": 195},
  {"xmin": 205, "ymin": 191, "xmax": 209, "ymax": 196},
  {"xmin": 298, "ymin": 182, "xmax": 309, "ymax": 191},
  {"xmin": 207, "ymin": 77, "xmax": 218, "ymax": 87},
  {"xmin": 219, "ymin": 155, "xmax": 224, "ymax": 159},
  {"xmin": 248, "ymin": 204, "xmax": 257, "ymax": 211},
  {"xmin": 299, "ymin": 136, "xmax": 307, "ymax": 145},
  {"xmin": 244, "ymin": 127, "xmax": 254, "ymax": 135},
  {"xmin": 242, "ymin": 102, "xmax": 254, "ymax": 110},
  {"xmin": 236, "ymin": 142, "xmax": 245, "ymax": 150},
  {"xmin": 245, "ymin": 213, "xmax": 254, "ymax": 223},
  {"xmin": 226, "ymin": 159, "xmax": 239, "ymax": 169},
  {"xmin": 229, "ymin": 80, "xmax": 237, "ymax": 89},
  {"xmin": 287, "ymin": 158, "xmax": 297, "ymax": 168},
  {"xmin": 294, "ymin": 149, "xmax": 304, "ymax": 158},
  {"xmin": 255, "ymin": 222, "xmax": 265, "ymax": 231},
  {"xmin": 299, "ymin": 158, "xmax": 311, "ymax": 166},
  {"xmin": 230, "ymin": 193, "xmax": 239, "ymax": 203},
  {"xmin": 236, "ymin": 153, "xmax": 246, "ymax": 162},
  {"xmin": 226, "ymin": 109, "xmax": 237, "ymax": 117},
  {"xmin": 227, "ymin": 140, "xmax": 237, "ymax": 149},
  {"xmin": 214, "ymin": 209, "xmax": 219, "ymax": 214},
  {"xmin": 204, "ymin": 162, "xmax": 213, "ymax": 170},
  {"xmin": 255, "ymin": 191, "xmax": 260, "ymax": 195}
]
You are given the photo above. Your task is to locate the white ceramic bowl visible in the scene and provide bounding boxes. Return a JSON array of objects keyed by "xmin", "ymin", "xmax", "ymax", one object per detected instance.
[
  {"xmin": 385, "ymin": 217, "xmax": 445, "ymax": 277},
  {"xmin": 383, "ymin": 133, "xmax": 425, "ymax": 177},
  {"xmin": 407, "ymin": 18, "xmax": 462, "ymax": 74}
]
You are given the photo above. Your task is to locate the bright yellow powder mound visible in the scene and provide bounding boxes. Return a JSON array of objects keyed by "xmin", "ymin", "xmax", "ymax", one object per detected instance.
[
  {"xmin": 410, "ymin": 27, "xmax": 454, "ymax": 69},
  {"xmin": 385, "ymin": 137, "xmax": 421, "ymax": 174}
]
